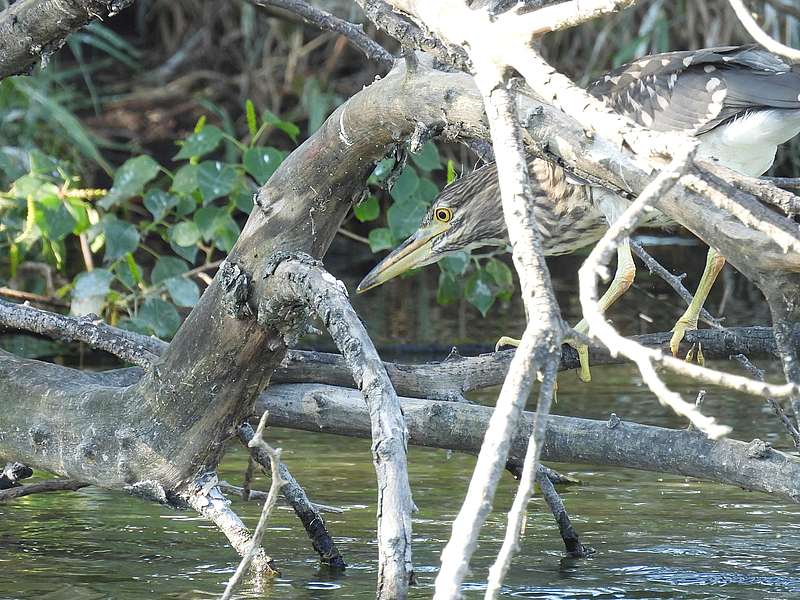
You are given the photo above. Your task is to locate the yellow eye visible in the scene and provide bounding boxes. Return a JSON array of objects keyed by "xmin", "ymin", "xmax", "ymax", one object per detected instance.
[{"xmin": 434, "ymin": 207, "xmax": 453, "ymax": 223}]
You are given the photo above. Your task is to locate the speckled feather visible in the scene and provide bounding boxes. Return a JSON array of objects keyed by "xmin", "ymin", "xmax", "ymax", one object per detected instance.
[{"xmin": 421, "ymin": 45, "xmax": 800, "ymax": 258}]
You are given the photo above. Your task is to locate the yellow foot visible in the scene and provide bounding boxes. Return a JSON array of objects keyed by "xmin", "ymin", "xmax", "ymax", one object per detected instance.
[
  {"xmin": 575, "ymin": 343, "xmax": 591, "ymax": 383},
  {"xmin": 669, "ymin": 318, "xmax": 698, "ymax": 357},
  {"xmin": 495, "ymin": 336, "xmax": 521, "ymax": 352}
]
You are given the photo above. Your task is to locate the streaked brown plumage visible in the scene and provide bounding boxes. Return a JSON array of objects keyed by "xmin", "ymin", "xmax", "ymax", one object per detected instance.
[{"xmin": 357, "ymin": 45, "xmax": 800, "ymax": 294}]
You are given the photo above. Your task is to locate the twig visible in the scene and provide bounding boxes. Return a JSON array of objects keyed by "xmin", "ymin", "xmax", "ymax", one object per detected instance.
[
  {"xmin": 0, "ymin": 479, "xmax": 88, "ymax": 501},
  {"xmin": 221, "ymin": 413, "xmax": 284, "ymax": 600},
  {"xmin": 487, "ymin": 355, "xmax": 559, "ymax": 595},
  {"xmin": 218, "ymin": 481, "xmax": 345, "ymax": 514},
  {"xmin": 0, "ymin": 298, "xmax": 159, "ymax": 368},
  {"xmin": 0, "ymin": 287, "xmax": 67, "ymax": 307},
  {"xmin": 237, "ymin": 422, "xmax": 347, "ymax": 568},
  {"xmin": 727, "ymin": 0, "xmax": 800, "ymax": 61},
  {"xmin": 630, "ymin": 240, "xmax": 723, "ymax": 329},
  {"xmin": 435, "ymin": 48, "xmax": 565, "ymax": 595},
  {"xmin": 242, "ymin": 456, "xmax": 257, "ymax": 500},
  {"xmin": 251, "ymin": 0, "xmax": 394, "ymax": 68},
  {"xmin": 536, "ymin": 467, "xmax": 592, "ymax": 557},
  {"xmin": 732, "ymin": 353, "xmax": 800, "ymax": 449}
]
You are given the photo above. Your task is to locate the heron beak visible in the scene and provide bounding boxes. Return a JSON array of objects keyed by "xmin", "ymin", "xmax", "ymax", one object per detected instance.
[{"xmin": 356, "ymin": 221, "xmax": 451, "ymax": 293}]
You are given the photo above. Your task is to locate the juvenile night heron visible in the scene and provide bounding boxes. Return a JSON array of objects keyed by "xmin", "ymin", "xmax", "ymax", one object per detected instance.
[{"xmin": 357, "ymin": 46, "xmax": 800, "ymax": 379}]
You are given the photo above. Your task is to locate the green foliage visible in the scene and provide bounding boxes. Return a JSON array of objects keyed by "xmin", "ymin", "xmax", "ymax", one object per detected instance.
[
  {"xmin": 361, "ymin": 142, "xmax": 515, "ymax": 315},
  {"xmin": 0, "ymin": 99, "xmax": 295, "ymax": 340}
]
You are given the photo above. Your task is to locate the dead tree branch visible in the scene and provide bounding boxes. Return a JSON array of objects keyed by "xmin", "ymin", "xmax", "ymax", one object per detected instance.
[
  {"xmin": 0, "ymin": 0, "xmax": 134, "ymax": 80},
  {"xmin": 259, "ymin": 254, "xmax": 413, "ymax": 596},
  {"xmin": 727, "ymin": 0, "xmax": 800, "ymax": 60},
  {"xmin": 221, "ymin": 413, "xmax": 284, "ymax": 600},
  {"xmin": 256, "ymin": 384, "xmax": 800, "ymax": 503},
  {"xmin": 0, "ymin": 479, "xmax": 88, "ymax": 501},
  {"xmin": 238, "ymin": 423, "xmax": 347, "ymax": 569},
  {"xmin": 250, "ymin": 0, "xmax": 394, "ymax": 68}
]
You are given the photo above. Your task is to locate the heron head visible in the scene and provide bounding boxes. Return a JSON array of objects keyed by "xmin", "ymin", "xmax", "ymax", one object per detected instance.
[{"xmin": 356, "ymin": 165, "xmax": 507, "ymax": 293}]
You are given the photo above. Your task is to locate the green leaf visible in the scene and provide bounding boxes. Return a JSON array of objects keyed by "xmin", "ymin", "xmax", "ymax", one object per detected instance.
[
  {"xmin": 102, "ymin": 216, "xmax": 140, "ymax": 261},
  {"xmin": 100, "ymin": 155, "xmax": 160, "ymax": 208},
  {"xmin": 389, "ymin": 167, "xmax": 419, "ymax": 203},
  {"xmin": 387, "ymin": 199, "xmax": 427, "ymax": 240},
  {"xmin": 137, "ymin": 297, "xmax": 182, "ymax": 338},
  {"xmin": 197, "ymin": 161, "xmax": 237, "ymax": 203},
  {"xmin": 246, "ymin": 100, "xmax": 258, "ymax": 137},
  {"xmin": 170, "ymin": 221, "xmax": 201, "ymax": 247},
  {"xmin": 169, "ymin": 238, "xmax": 198, "ymax": 263},
  {"xmin": 165, "ymin": 276, "xmax": 200, "ymax": 307},
  {"xmin": 354, "ymin": 196, "xmax": 380, "ymax": 222},
  {"xmin": 410, "ymin": 142, "xmax": 441, "ymax": 172},
  {"xmin": 370, "ymin": 158, "xmax": 396, "ymax": 183},
  {"xmin": 416, "ymin": 178, "xmax": 439, "ymax": 204},
  {"xmin": 447, "ymin": 160, "xmax": 457, "ymax": 185},
  {"xmin": 151, "ymin": 256, "xmax": 189, "ymax": 284},
  {"xmin": 263, "ymin": 110, "xmax": 300, "ymax": 142},
  {"xmin": 243, "ymin": 147, "xmax": 284, "ymax": 185},
  {"xmin": 64, "ymin": 198, "xmax": 90, "ymax": 234},
  {"xmin": 11, "ymin": 174, "xmax": 59, "ymax": 200},
  {"xmin": 115, "ymin": 258, "xmax": 139, "ymax": 290},
  {"xmin": 485, "ymin": 258, "xmax": 514, "ymax": 291},
  {"xmin": 144, "ymin": 189, "xmax": 179, "ymax": 221},
  {"xmin": 125, "ymin": 253, "xmax": 143, "ymax": 285},
  {"xmin": 465, "ymin": 269, "xmax": 496, "ymax": 316},
  {"xmin": 301, "ymin": 79, "xmax": 335, "ymax": 135},
  {"xmin": 194, "ymin": 206, "xmax": 227, "ymax": 240},
  {"xmin": 175, "ymin": 194, "xmax": 197, "ymax": 217},
  {"xmin": 437, "ymin": 271, "xmax": 462, "ymax": 305},
  {"xmin": 439, "ymin": 251, "xmax": 470, "ymax": 275},
  {"xmin": 174, "ymin": 125, "xmax": 224, "ymax": 160},
  {"xmin": 171, "ymin": 164, "xmax": 198, "ymax": 194},
  {"xmin": 72, "ymin": 268, "xmax": 113, "ymax": 300},
  {"xmin": 232, "ymin": 187, "xmax": 254, "ymax": 213},
  {"xmin": 212, "ymin": 214, "xmax": 240, "ymax": 252},
  {"xmin": 368, "ymin": 228, "xmax": 393, "ymax": 253},
  {"xmin": 36, "ymin": 197, "xmax": 76, "ymax": 241}
]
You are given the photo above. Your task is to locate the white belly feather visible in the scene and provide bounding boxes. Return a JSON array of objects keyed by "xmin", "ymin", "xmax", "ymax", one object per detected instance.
[{"xmin": 696, "ymin": 108, "xmax": 800, "ymax": 176}]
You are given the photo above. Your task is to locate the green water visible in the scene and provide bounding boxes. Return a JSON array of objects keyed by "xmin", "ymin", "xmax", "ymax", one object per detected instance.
[{"xmin": 2, "ymin": 363, "xmax": 799, "ymax": 599}]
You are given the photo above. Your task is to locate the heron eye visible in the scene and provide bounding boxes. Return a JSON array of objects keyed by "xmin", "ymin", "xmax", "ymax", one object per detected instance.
[{"xmin": 434, "ymin": 207, "xmax": 453, "ymax": 223}]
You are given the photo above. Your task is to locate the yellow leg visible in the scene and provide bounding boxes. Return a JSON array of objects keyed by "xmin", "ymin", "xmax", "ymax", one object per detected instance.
[
  {"xmin": 571, "ymin": 239, "xmax": 636, "ymax": 382},
  {"xmin": 669, "ymin": 247, "xmax": 725, "ymax": 356},
  {"xmin": 497, "ymin": 241, "xmax": 635, "ymax": 383}
]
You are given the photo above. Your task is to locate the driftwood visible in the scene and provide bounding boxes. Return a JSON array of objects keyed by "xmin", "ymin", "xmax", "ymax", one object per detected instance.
[{"xmin": 256, "ymin": 383, "xmax": 800, "ymax": 503}]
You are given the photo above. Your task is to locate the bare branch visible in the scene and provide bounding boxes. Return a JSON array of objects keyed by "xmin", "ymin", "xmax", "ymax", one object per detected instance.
[
  {"xmin": 630, "ymin": 241, "xmax": 723, "ymax": 329},
  {"xmin": 727, "ymin": 0, "xmax": 800, "ymax": 61},
  {"xmin": 0, "ymin": 0, "xmax": 134, "ymax": 80},
  {"xmin": 0, "ymin": 298, "xmax": 159, "ymax": 368},
  {"xmin": 257, "ymin": 384, "xmax": 800, "ymax": 503},
  {"xmin": 250, "ymin": 0, "xmax": 394, "ymax": 68},
  {"xmin": 261, "ymin": 253, "xmax": 413, "ymax": 597},
  {"xmin": 237, "ymin": 423, "xmax": 347, "ymax": 568},
  {"xmin": 0, "ymin": 479, "xmax": 87, "ymax": 501},
  {"xmin": 486, "ymin": 357, "xmax": 558, "ymax": 598},
  {"xmin": 221, "ymin": 413, "xmax": 284, "ymax": 600}
]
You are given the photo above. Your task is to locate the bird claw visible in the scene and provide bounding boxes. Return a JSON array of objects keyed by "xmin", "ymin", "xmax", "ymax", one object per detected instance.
[{"xmin": 669, "ymin": 317, "xmax": 698, "ymax": 357}]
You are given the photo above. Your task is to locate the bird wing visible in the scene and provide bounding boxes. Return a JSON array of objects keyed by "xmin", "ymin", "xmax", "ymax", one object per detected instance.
[{"xmin": 589, "ymin": 45, "xmax": 800, "ymax": 135}]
